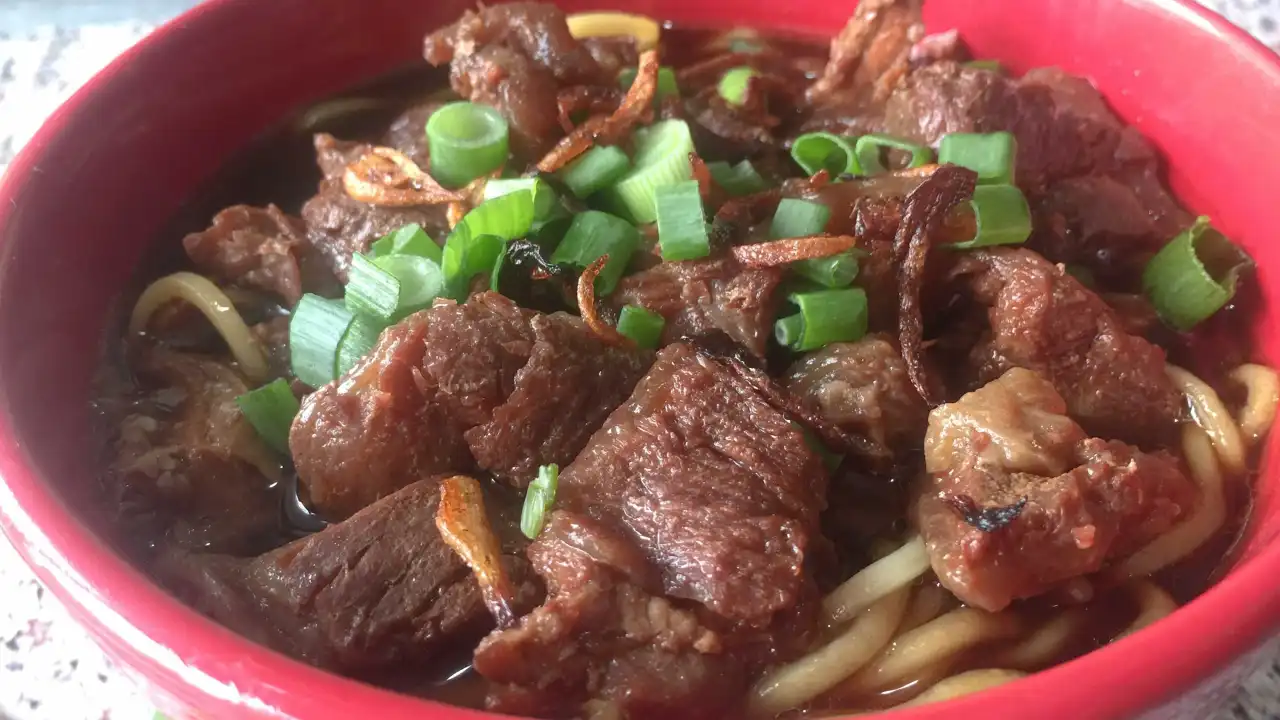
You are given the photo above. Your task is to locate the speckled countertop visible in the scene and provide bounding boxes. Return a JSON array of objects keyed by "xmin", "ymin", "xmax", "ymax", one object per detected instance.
[{"xmin": 2, "ymin": 2, "xmax": 1280, "ymax": 719}]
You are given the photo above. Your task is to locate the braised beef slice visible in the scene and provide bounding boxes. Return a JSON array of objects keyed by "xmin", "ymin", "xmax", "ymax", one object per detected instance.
[
  {"xmin": 380, "ymin": 100, "xmax": 446, "ymax": 166},
  {"xmin": 423, "ymin": 3, "xmax": 612, "ymax": 158},
  {"xmin": 156, "ymin": 480, "xmax": 540, "ymax": 674},
  {"xmin": 917, "ymin": 368, "xmax": 1196, "ymax": 611},
  {"xmin": 465, "ymin": 313, "xmax": 652, "ymax": 486},
  {"xmin": 300, "ymin": 133, "xmax": 450, "ymax": 281},
  {"xmin": 474, "ymin": 343, "xmax": 828, "ymax": 717},
  {"xmin": 111, "ymin": 347, "xmax": 279, "ymax": 555},
  {"xmin": 786, "ymin": 335, "xmax": 927, "ymax": 453},
  {"xmin": 612, "ymin": 256, "xmax": 783, "ymax": 358},
  {"xmin": 182, "ymin": 205, "xmax": 307, "ymax": 305},
  {"xmin": 291, "ymin": 293, "xmax": 651, "ymax": 518},
  {"xmin": 954, "ymin": 247, "xmax": 1183, "ymax": 447}
]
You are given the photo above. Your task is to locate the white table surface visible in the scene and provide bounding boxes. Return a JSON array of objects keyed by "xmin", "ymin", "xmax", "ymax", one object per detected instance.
[{"xmin": 2, "ymin": 1, "xmax": 1280, "ymax": 718}]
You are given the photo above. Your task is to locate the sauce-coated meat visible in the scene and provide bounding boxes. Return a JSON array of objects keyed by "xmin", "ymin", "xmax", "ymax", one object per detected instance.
[{"xmin": 183, "ymin": 205, "xmax": 307, "ymax": 304}]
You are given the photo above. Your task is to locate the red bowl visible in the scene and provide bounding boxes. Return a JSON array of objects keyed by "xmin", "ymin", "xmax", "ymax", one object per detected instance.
[{"xmin": 0, "ymin": 0, "xmax": 1278, "ymax": 718}]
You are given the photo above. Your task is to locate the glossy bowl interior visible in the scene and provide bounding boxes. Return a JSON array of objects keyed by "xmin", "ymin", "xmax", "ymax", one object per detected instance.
[{"xmin": 1, "ymin": 0, "xmax": 1278, "ymax": 718}]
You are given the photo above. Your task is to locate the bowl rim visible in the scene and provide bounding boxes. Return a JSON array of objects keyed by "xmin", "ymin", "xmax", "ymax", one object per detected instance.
[{"xmin": 1, "ymin": 0, "xmax": 1279, "ymax": 718}]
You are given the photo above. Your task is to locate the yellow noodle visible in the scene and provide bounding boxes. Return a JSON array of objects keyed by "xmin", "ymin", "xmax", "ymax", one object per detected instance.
[
  {"xmin": 901, "ymin": 669, "xmax": 1027, "ymax": 707},
  {"xmin": 1115, "ymin": 581, "xmax": 1178, "ymax": 640},
  {"xmin": 836, "ymin": 608, "xmax": 1022, "ymax": 696},
  {"xmin": 129, "ymin": 272, "xmax": 269, "ymax": 382},
  {"xmin": 747, "ymin": 588, "xmax": 910, "ymax": 717},
  {"xmin": 988, "ymin": 607, "xmax": 1088, "ymax": 670},
  {"xmin": 1167, "ymin": 365, "xmax": 1247, "ymax": 475},
  {"xmin": 1229, "ymin": 363, "xmax": 1279, "ymax": 446},
  {"xmin": 823, "ymin": 536, "xmax": 930, "ymax": 627},
  {"xmin": 898, "ymin": 579, "xmax": 954, "ymax": 634},
  {"xmin": 565, "ymin": 12, "xmax": 661, "ymax": 50},
  {"xmin": 1117, "ymin": 424, "xmax": 1225, "ymax": 578}
]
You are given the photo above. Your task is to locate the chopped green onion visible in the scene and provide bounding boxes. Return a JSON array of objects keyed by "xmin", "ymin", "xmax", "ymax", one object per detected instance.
[
  {"xmin": 345, "ymin": 253, "xmax": 401, "ymax": 322},
  {"xmin": 770, "ymin": 198, "xmax": 831, "ymax": 239},
  {"xmin": 616, "ymin": 305, "xmax": 666, "ymax": 348},
  {"xmin": 949, "ymin": 184, "xmax": 1032, "ymax": 249},
  {"xmin": 706, "ymin": 160, "xmax": 769, "ymax": 197},
  {"xmin": 550, "ymin": 210, "xmax": 640, "ymax": 295},
  {"xmin": 484, "ymin": 177, "xmax": 558, "ymax": 220},
  {"xmin": 442, "ymin": 190, "xmax": 537, "ymax": 298},
  {"xmin": 793, "ymin": 254, "xmax": 860, "ymax": 288},
  {"xmin": 655, "ymin": 180, "xmax": 711, "ymax": 261},
  {"xmin": 717, "ymin": 66, "xmax": 758, "ymax": 106},
  {"xmin": 619, "ymin": 66, "xmax": 680, "ymax": 103},
  {"xmin": 290, "ymin": 294, "xmax": 354, "ymax": 388},
  {"xmin": 1142, "ymin": 216, "xmax": 1252, "ymax": 331},
  {"xmin": 791, "ymin": 132, "xmax": 861, "ymax": 177},
  {"xmin": 425, "ymin": 101, "xmax": 509, "ymax": 188},
  {"xmin": 605, "ymin": 119, "xmax": 696, "ymax": 224},
  {"xmin": 854, "ymin": 133, "xmax": 934, "ymax": 175},
  {"xmin": 939, "ymin": 131, "xmax": 1017, "ymax": 185},
  {"xmin": 335, "ymin": 313, "xmax": 384, "ymax": 377},
  {"xmin": 965, "ymin": 59, "xmax": 1005, "ymax": 73},
  {"xmin": 558, "ymin": 146, "xmax": 632, "ymax": 198},
  {"xmin": 375, "ymin": 254, "xmax": 444, "ymax": 318},
  {"xmin": 235, "ymin": 379, "xmax": 300, "ymax": 455},
  {"xmin": 520, "ymin": 463, "xmax": 559, "ymax": 539},
  {"xmin": 369, "ymin": 223, "xmax": 441, "ymax": 263},
  {"xmin": 774, "ymin": 287, "xmax": 868, "ymax": 352}
]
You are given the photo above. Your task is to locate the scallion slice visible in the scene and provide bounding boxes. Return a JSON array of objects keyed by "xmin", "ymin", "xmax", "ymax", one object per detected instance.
[
  {"xmin": 774, "ymin": 287, "xmax": 869, "ymax": 352},
  {"xmin": 770, "ymin": 198, "xmax": 831, "ymax": 239},
  {"xmin": 484, "ymin": 177, "xmax": 558, "ymax": 220},
  {"xmin": 442, "ymin": 189, "xmax": 537, "ymax": 298},
  {"xmin": 616, "ymin": 305, "xmax": 666, "ymax": 348},
  {"xmin": 938, "ymin": 131, "xmax": 1017, "ymax": 185},
  {"xmin": 655, "ymin": 180, "xmax": 711, "ymax": 261},
  {"xmin": 425, "ymin": 101, "xmax": 510, "ymax": 188},
  {"xmin": 620, "ymin": 66, "xmax": 680, "ymax": 103},
  {"xmin": 369, "ymin": 223, "xmax": 441, "ymax": 263},
  {"xmin": 1142, "ymin": 216, "xmax": 1253, "ymax": 331},
  {"xmin": 794, "ymin": 254, "xmax": 860, "ymax": 288},
  {"xmin": 520, "ymin": 463, "xmax": 560, "ymax": 539},
  {"xmin": 949, "ymin": 184, "xmax": 1032, "ymax": 249},
  {"xmin": 558, "ymin": 146, "xmax": 632, "ymax": 198},
  {"xmin": 235, "ymin": 378, "xmax": 300, "ymax": 455},
  {"xmin": 706, "ymin": 159, "xmax": 769, "ymax": 197},
  {"xmin": 375, "ymin": 254, "xmax": 445, "ymax": 318},
  {"xmin": 717, "ymin": 66, "xmax": 758, "ymax": 106},
  {"xmin": 345, "ymin": 253, "xmax": 401, "ymax": 322},
  {"xmin": 605, "ymin": 119, "xmax": 696, "ymax": 224},
  {"xmin": 335, "ymin": 314, "xmax": 384, "ymax": 377},
  {"xmin": 854, "ymin": 133, "xmax": 934, "ymax": 175},
  {"xmin": 791, "ymin": 132, "xmax": 860, "ymax": 177},
  {"xmin": 290, "ymin": 294, "xmax": 354, "ymax": 388},
  {"xmin": 550, "ymin": 210, "xmax": 640, "ymax": 295}
]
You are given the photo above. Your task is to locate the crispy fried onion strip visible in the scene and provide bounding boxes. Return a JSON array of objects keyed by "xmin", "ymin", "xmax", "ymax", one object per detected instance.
[
  {"xmin": 536, "ymin": 49, "xmax": 660, "ymax": 173},
  {"xmin": 435, "ymin": 475, "xmax": 518, "ymax": 628},
  {"xmin": 894, "ymin": 164, "xmax": 977, "ymax": 405},
  {"xmin": 557, "ymin": 85, "xmax": 625, "ymax": 134},
  {"xmin": 344, "ymin": 146, "xmax": 464, "ymax": 207},
  {"xmin": 577, "ymin": 255, "xmax": 633, "ymax": 346},
  {"xmin": 731, "ymin": 234, "xmax": 858, "ymax": 268}
]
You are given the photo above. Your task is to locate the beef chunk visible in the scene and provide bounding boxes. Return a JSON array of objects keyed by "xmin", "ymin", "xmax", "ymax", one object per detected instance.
[
  {"xmin": 612, "ymin": 256, "xmax": 783, "ymax": 357},
  {"xmin": 157, "ymin": 480, "xmax": 539, "ymax": 674},
  {"xmin": 474, "ymin": 343, "xmax": 827, "ymax": 717},
  {"xmin": 379, "ymin": 100, "xmax": 445, "ymax": 166},
  {"xmin": 300, "ymin": 133, "xmax": 450, "ymax": 281},
  {"xmin": 786, "ymin": 335, "xmax": 927, "ymax": 453},
  {"xmin": 183, "ymin": 205, "xmax": 306, "ymax": 304},
  {"xmin": 917, "ymin": 368, "xmax": 1196, "ymax": 611},
  {"xmin": 111, "ymin": 347, "xmax": 279, "ymax": 555},
  {"xmin": 804, "ymin": 0, "xmax": 926, "ymax": 121},
  {"xmin": 955, "ymin": 247, "xmax": 1183, "ymax": 447},
  {"xmin": 465, "ymin": 313, "xmax": 652, "ymax": 486},
  {"xmin": 423, "ymin": 3, "xmax": 611, "ymax": 158},
  {"xmin": 291, "ymin": 293, "xmax": 650, "ymax": 518}
]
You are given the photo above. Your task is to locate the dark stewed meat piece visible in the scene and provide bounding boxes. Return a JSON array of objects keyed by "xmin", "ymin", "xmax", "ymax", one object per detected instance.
[
  {"xmin": 182, "ymin": 205, "xmax": 307, "ymax": 305},
  {"xmin": 954, "ymin": 247, "xmax": 1184, "ymax": 447},
  {"xmin": 300, "ymin": 133, "xmax": 451, "ymax": 282},
  {"xmin": 291, "ymin": 293, "xmax": 650, "ymax": 518},
  {"xmin": 786, "ymin": 335, "xmax": 927, "ymax": 453},
  {"xmin": 475, "ymin": 343, "xmax": 828, "ymax": 717},
  {"xmin": 612, "ymin": 256, "xmax": 784, "ymax": 357},
  {"xmin": 156, "ymin": 480, "xmax": 541, "ymax": 674},
  {"xmin": 917, "ymin": 368, "xmax": 1197, "ymax": 611}
]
